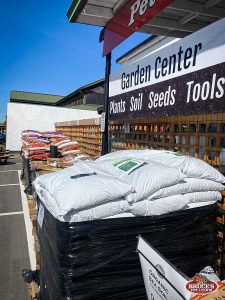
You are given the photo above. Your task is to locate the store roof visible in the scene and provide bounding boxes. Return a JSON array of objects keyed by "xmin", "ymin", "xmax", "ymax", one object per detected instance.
[
  {"xmin": 56, "ymin": 79, "xmax": 104, "ymax": 106},
  {"xmin": 10, "ymin": 91, "xmax": 64, "ymax": 106},
  {"xmin": 116, "ymin": 35, "xmax": 159, "ymax": 63},
  {"xmin": 67, "ymin": 0, "xmax": 225, "ymax": 38}
]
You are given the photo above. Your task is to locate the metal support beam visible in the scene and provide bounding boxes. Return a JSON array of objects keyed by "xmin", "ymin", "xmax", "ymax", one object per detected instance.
[
  {"xmin": 147, "ymin": 16, "xmax": 203, "ymax": 32},
  {"xmin": 113, "ymin": 0, "xmax": 127, "ymax": 14},
  {"xmin": 169, "ymin": 0, "xmax": 225, "ymax": 18},
  {"xmin": 140, "ymin": 25, "xmax": 189, "ymax": 38},
  {"xmin": 83, "ymin": 4, "xmax": 114, "ymax": 19},
  {"xmin": 178, "ymin": 12, "xmax": 199, "ymax": 25},
  {"xmin": 102, "ymin": 52, "xmax": 111, "ymax": 155},
  {"xmin": 204, "ymin": 0, "xmax": 222, "ymax": 9}
]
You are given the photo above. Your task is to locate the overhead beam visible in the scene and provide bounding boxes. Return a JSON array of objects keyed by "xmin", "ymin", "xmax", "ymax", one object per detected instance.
[
  {"xmin": 204, "ymin": 0, "xmax": 222, "ymax": 9},
  {"xmin": 178, "ymin": 12, "xmax": 199, "ymax": 25},
  {"xmin": 168, "ymin": 0, "xmax": 225, "ymax": 18},
  {"xmin": 140, "ymin": 25, "xmax": 189, "ymax": 38},
  {"xmin": 113, "ymin": 0, "xmax": 128, "ymax": 14},
  {"xmin": 88, "ymin": 0, "xmax": 115, "ymax": 9},
  {"xmin": 82, "ymin": 4, "xmax": 114, "ymax": 19},
  {"xmin": 147, "ymin": 16, "xmax": 203, "ymax": 32},
  {"xmin": 77, "ymin": 14, "xmax": 107, "ymax": 26},
  {"xmin": 67, "ymin": 0, "xmax": 88, "ymax": 22}
]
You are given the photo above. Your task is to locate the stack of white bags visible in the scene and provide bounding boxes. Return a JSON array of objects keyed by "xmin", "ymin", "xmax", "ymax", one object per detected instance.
[{"xmin": 34, "ymin": 150, "xmax": 225, "ymax": 222}]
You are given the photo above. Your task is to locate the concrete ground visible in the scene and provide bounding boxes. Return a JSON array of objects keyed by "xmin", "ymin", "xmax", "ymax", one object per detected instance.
[{"xmin": 0, "ymin": 157, "xmax": 30, "ymax": 300}]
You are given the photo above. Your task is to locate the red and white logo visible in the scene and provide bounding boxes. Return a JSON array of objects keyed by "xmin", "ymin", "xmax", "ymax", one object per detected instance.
[{"xmin": 186, "ymin": 274, "xmax": 218, "ymax": 294}]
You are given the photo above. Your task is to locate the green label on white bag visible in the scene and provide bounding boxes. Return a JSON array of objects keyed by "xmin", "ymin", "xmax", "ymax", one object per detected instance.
[{"xmin": 113, "ymin": 159, "xmax": 145, "ymax": 174}]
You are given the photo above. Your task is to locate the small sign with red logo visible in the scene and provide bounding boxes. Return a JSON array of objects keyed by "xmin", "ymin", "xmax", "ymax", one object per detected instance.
[
  {"xmin": 189, "ymin": 282, "xmax": 225, "ymax": 300},
  {"xmin": 186, "ymin": 275, "xmax": 218, "ymax": 295}
]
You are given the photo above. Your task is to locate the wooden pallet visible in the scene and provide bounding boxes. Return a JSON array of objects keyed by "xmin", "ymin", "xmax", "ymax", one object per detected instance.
[
  {"xmin": 0, "ymin": 154, "xmax": 9, "ymax": 164},
  {"xmin": 26, "ymin": 195, "xmax": 40, "ymax": 268},
  {"xmin": 28, "ymin": 195, "xmax": 37, "ymax": 220},
  {"xmin": 27, "ymin": 282, "xmax": 39, "ymax": 300}
]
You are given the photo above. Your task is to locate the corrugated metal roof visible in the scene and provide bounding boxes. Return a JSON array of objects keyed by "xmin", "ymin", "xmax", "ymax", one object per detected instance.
[
  {"xmin": 10, "ymin": 91, "xmax": 64, "ymax": 106},
  {"xmin": 67, "ymin": 0, "xmax": 225, "ymax": 38},
  {"xmin": 56, "ymin": 79, "xmax": 104, "ymax": 106}
]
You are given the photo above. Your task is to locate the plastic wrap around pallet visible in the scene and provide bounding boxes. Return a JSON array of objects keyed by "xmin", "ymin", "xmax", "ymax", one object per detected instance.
[{"xmin": 37, "ymin": 200, "xmax": 217, "ymax": 300}]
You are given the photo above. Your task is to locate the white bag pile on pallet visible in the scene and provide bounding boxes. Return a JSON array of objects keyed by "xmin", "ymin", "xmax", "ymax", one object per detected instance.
[
  {"xmin": 34, "ymin": 150, "xmax": 225, "ymax": 222},
  {"xmin": 96, "ymin": 150, "xmax": 224, "ymax": 216},
  {"xmin": 97, "ymin": 150, "xmax": 225, "ymax": 183},
  {"xmin": 34, "ymin": 162, "xmax": 134, "ymax": 222}
]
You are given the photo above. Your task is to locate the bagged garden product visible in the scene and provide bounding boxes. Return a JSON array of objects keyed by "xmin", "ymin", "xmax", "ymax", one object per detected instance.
[
  {"xmin": 22, "ymin": 130, "xmax": 43, "ymax": 137},
  {"xmin": 25, "ymin": 142, "xmax": 48, "ymax": 151},
  {"xmin": 185, "ymin": 191, "xmax": 221, "ymax": 203},
  {"xmin": 98, "ymin": 150, "xmax": 225, "ymax": 183},
  {"xmin": 105, "ymin": 212, "xmax": 134, "ymax": 219},
  {"xmin": 148, "ymin": 178, "xmax": 224, "ymax": 200},
  {"xmin": 186, "ymin": 201, "xmax": 218, "ymax": 209},
  {"xmin": 131, "ymin": 191, "xmax": 221, "ymax": 216},
  {"xmin": 51, "ymin": 137, "xmax": 71, "ymax": 147},
  {"xmin": 57, "ymin": 141, "xmax": 78, "ymax": 150},
  {"xmin": 63, "ymin": 199, "xmax": 130, "ymax": 222},
  {"xmin": 43, "ymin": 131, "xmax": 65, "ymax": 138},
  {"xmin": 34, "ymin": 162, "xmax": 134, "ymax": 219},
  {"xmin": 97, "ymin": 149, "xmax": 161, "ymax": 161},
  {"xmin": 96, "ymin": 158, "xmax": 186, "ymax": 202}
]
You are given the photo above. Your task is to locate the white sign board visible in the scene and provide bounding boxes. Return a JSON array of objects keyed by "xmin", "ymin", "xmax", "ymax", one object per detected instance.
[
  {"xmin": 109, "ymin": 18, "xmax": 225, "ymax": 121},
  {"xmin": 137, "ymin": 236, "xmax": 192, "ymax": 300},
  {"xmin": 101, "ymin": 112, "xmax": 106, "ymax": 132}
]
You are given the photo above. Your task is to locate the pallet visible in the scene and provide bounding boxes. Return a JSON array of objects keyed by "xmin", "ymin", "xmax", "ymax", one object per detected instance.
[
  {"xmin": 28, "ymin": 196, "xmax": 37, "ymax": 220},
  {"xmin": 0, "ymin": 154, "xmax": 9, "ymax": 164},
  {"xmin": 27, "ymin": 282, "xmax": 39, "ymax": 300},
  {"xmin": 26, "ymin": 194, "xmax": 40, "ymax": 268}
]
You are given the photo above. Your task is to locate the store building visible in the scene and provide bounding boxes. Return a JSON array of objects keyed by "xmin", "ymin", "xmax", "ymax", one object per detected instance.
[
  {"xmin": 116, "ymin": 35, "xmax": 180, "ymax": 66},
  {"xmin": 10, "ymin": 91, "xmax": 64, "ymax": 106},
  {"xmin": 7, "ymin": 80, "xmax": 104, "ymax": 151},
  {"xmin": 10, "ymin": 79, "xmax": 104, "ymax": 111},
  {"xmin": 55, "ymin": 79, "xmax": 104, "ymax": 111}
]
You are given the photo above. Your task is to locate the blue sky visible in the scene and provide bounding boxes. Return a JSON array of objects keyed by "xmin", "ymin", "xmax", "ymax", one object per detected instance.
[{"xmin": 0, "ymin": 0, "xmax": 149, "ymax": 121}]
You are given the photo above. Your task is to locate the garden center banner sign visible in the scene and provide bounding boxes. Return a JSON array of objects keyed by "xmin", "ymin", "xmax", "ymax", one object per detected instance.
[
  {"xmin": 109, "ymin": 18, "xmax": 225, "ymax": 121},
  {"xmin": 103, "ymin": 0, "xmax": 175, "ymax": 56}
]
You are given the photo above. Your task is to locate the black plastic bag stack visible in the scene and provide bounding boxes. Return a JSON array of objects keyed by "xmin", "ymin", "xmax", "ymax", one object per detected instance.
[
  {"xmin": 22, "ymin": 157, "xmax": 33, "ymax": 195},
  {"xmin": 37, "ymin": 201, "xmax": 217, "ymax": 300}
]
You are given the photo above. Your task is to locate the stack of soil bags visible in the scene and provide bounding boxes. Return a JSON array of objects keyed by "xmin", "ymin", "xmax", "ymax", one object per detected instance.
[
  {"xmin": 96, "ymin": 150, "xmax": 225, "ymax": 216},
  {"xmin": 51, "ymin": 136, "xmax": 79, "ymax": 156},
  {"xmin": 34, "ymin": 150, "xmax": 225, "ymax": 299},
  {"xmin": 21, "ymin": 130, "xmax": 79, "ymax": 161},
  {"xmin": 35, "ymin": 150, "xmax": 224, "ymax": 221},
  {"xmin": 22, "ymin": 130, "xmax": 51, "ymax": 160}
]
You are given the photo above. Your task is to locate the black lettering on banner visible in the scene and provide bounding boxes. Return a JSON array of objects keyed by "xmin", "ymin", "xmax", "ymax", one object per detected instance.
[
  {"xmin": 123, "ymin": 42, "xmax": 203, "ymax": 85},
  {"xmin": 110, "ymin": 62, "xmax": 225, "ymax": 121},
  {"xmin": 121, "ymin": 64, "xmax": 151, "ymax": 89}
]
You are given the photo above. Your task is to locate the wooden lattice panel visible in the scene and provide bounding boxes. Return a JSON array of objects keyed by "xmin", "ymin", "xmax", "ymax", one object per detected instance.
[
  {"xmin": 109, "ymin": 113, "xmax": 225, "ymax": 173},
  {"xmin": 56, "ymin": 118, "xmax": 102, "ymax": 157}
]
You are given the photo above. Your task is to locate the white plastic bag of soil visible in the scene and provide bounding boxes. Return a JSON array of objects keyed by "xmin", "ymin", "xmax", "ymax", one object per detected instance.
[{"xmin": 97, "ymin": 150, "xmax": 225, "ymax": 183}]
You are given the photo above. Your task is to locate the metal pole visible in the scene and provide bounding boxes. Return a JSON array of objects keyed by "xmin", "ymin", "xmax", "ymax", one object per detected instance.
[{"xmin": 102, "ymin": 52, "xmax": 111, "ymax": 155}]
